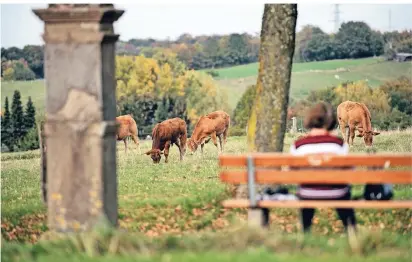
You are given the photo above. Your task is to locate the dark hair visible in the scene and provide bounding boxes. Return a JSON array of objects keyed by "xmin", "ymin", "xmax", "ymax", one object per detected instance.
[{"xmin": 304, "ymin": 102, "xmax": 337, "ymax": 131}]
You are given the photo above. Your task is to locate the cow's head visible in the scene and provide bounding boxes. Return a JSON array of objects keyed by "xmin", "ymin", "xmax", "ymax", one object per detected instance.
[
  {"xmin": 357, "ymin": 130, "xmax": 380, "ymax": 146},
  {"xmin": 187, "ymin": 139, "xmax": 198, "ymax": 153},
  {"xmin": 145, "ymin": 149, "xmax": 163, "ymax": 163}
]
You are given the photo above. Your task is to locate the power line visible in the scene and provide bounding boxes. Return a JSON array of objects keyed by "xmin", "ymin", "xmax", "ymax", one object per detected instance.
[
  {"xmin": 331, "ymin": 4, "xmax": 341, "ymax": 33},
  {"xmin": 388, "ymin": 9, "xmax": 392, "ymax": 31}
]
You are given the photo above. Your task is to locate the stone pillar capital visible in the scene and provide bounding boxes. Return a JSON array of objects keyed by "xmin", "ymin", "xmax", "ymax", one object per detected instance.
[{"xmin": 33, "ymin": 4, "xmax": 124, "ymax": 44}]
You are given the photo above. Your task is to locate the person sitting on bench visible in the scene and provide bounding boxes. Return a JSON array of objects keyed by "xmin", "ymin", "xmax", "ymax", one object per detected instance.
[{"xmin": 289, "ymin": 102, "xmax": 357, "ymax": 233}]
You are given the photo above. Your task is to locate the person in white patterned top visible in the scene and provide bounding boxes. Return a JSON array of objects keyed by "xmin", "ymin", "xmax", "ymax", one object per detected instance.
[{"xmin": 290, "ymin": 102, "xmax": 357, "ymax": 233}]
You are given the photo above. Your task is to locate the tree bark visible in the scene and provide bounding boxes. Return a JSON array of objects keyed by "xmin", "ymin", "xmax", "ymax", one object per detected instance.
[{"xmin": 247, "ymin": 4, "xmax": 298, "ymax": 152}]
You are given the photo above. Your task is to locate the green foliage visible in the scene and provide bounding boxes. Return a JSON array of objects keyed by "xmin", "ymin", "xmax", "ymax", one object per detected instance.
[
  {"xmin": 1, "ymin": 96, "xmax": 13, "ymax": 151},
  {"xmin": 232, "ymin": 85, "xmax": 256, "ymax": 132},
  {"xmin": 336, "ymin": 21, "xmax": 384, "ymax": 59},
  {"xmin": 1, "ymin": 93, "xmax": 39, "ymax": 152},
  {"xmin": 2, "ymin": 46, "xmax": 43, "ymax": 79},
  {"xmin": 17, "ymin": 127, "xmax": 39, "ymax": 151},
  {"xmin": 291, "ymin": 78, "xmax": 412, "ymax": 130},
  {"xmin": 11, "ymin": 90, "xmax": 25, "ymax": 149},
  {"xmin": 24, "ymin": 97, "xmax": 36, "ymax": 131},
  {"xmin": 117, "ymin": 95, "xmax": 158, "ymax": 137},
  {"xmin": 2, "ymin": 60, "xmax": 36, "ymax": 81},
  {"xmin": 372, "ymin": 108, "xmax": 412, "ymax": 131},
  {"xmin": 379, "ymin": 76, "xmax": 412, "ymax": 116},
  {"xmin": 205, "ymin": 70, "xmax": 220, "ymax": 78}
]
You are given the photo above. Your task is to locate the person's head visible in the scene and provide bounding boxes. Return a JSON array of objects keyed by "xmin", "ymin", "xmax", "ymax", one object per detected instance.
[{"xmin": 304, "ymin": 102, "xmax": 337, "ymax": 131}]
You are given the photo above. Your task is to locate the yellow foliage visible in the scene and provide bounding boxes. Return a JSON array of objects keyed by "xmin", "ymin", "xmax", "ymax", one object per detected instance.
[
  {"xmin": 334, "ymin": 80, "xmax": 390, "ymax": 112},
  {"xmin": 115, "ymin": 54, "xmax": 230, "ymax": 127}
]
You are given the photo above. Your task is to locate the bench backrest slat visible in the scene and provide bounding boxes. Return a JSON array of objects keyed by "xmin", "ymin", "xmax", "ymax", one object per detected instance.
[
  {"xmin": 219, "ymin": 154, "xmax": 412, "ymax": 168},
  {"xmin": 220, "ymin": 170, "xmax": 412, "ymax": 184}
]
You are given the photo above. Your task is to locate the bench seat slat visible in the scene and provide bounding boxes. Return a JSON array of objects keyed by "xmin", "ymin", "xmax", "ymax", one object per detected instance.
[
  {"xmin": 222, "ymin": 199, "xmax": 412, "ymax": 209},
  {"xmin": 219, "ymin": 154, "xmax": 412, "ymax": 167},
  {"xmin": 220, "ymin": 170, "xmax": 412, "ymax": 184}
]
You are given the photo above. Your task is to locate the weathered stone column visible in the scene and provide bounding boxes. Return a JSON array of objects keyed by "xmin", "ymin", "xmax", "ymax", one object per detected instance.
[{"xmin": 33, "ymin": 4, "xmax": 124, "ymax": 232}]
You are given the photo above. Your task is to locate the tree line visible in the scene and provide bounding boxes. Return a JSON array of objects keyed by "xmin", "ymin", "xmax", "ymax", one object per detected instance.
[
  {"xmin": 1, "ymin": 90, "xmax": 39, "ymax": 152},
  {"xmin": 2, "ymin": 21, "xmax": 412, "ymax": 81},
  {"xmin": 232, "ymin": 76, "xmax": 412, "ymax": 135}
]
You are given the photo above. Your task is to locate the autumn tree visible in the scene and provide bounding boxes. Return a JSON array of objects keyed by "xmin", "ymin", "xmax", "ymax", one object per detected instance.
[
  {"xmin": 115, "ymin": 52, "xmax": 230, "ymax": 135},
  {"xmin": 247, "ymin": 4, "xmax": 298, "ymax": 152}
]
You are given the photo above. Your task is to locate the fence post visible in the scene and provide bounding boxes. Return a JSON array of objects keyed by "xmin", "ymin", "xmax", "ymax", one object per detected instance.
[
  {"xmin": 33, "ymin": 4, "xmax": 124, "ymax": 232},
  {"xmin": 291, "ymin": 117, "xmax": 297, "ymax": 134}
]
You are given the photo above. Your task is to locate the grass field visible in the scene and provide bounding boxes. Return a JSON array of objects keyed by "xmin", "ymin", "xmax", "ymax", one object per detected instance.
[
  {"xmin": 215, "ymin": 57, "xmax": 412, "ymax": 108},
  {"xmin": 2, "ymin": 131, "xmax": 412, "ymax": 261},
  {"xmin": 202, "ymin": 57, "xmax": 380, "ymax": 79}
]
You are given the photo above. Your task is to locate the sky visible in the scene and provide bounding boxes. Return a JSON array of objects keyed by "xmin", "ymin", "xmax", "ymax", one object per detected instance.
[{"xmin": 1, "ymin": 3, "xmax": 412, "ymax": 48}]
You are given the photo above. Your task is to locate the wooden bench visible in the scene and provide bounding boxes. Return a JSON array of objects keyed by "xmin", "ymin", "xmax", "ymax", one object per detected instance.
[{"xmin": 218, "ymin": 153, "xmax": 412, "ymax": 228}]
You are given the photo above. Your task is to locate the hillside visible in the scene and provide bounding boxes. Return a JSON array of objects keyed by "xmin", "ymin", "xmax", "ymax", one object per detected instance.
[
  {"xmin": 1, "ymin": 58, "xmax": 411, "ymax": 114},
  {"xmin": 209, "ymin": 57, "xmax": 412, "ymax": 108}
]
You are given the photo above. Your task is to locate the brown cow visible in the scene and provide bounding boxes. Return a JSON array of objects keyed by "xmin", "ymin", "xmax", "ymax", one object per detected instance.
[
  {"xmin": 145, "ymin": 117, "xmax": 187, "ymax": 164},
  {"xmin": 187, "ymin": 110, "xmax": 230, "ymax": 154},
  {"xmin": 337, "ymin": 101, "xmax": 380, "ymax": 146},
  {"xmin": 116, "ymin": 114, "xmax": 140, "ymax": 153}
]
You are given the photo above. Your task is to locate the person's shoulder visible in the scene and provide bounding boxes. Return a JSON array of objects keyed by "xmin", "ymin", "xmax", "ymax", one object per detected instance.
[{"xmin": 294, "ymin": 134, "xmax": 344, "ymax": 149}]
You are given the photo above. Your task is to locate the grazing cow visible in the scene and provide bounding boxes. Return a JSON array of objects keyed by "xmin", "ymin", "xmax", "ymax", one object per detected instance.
[
  {"xmin": 337, "ymin": 101, "xmax": 380, "ymax": 146},
  {"xmin": 187, "ymin": 110, "xmax": 230, "ymax": 154},
  {"xmin": 116, "ymin": 114, "xmax": 140, "ymax": 153},
  {"xmin": 145, "ymin": 117, "xmax": 187, "ymax": 164}
]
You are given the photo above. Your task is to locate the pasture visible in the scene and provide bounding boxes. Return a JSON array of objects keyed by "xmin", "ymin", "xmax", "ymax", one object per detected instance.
[
  {"xmin": 215, "ymin": 58, "xmax": 412, "ymax": 106},
  {"xmin": 2, "ymin": 131, "xmax": 412, "ymax": 261}
]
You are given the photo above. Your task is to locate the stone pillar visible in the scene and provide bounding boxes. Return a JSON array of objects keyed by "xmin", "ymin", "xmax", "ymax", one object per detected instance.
[{"xmin": 33, "ymin": 4, "xmax": 124, "ymax": 232}]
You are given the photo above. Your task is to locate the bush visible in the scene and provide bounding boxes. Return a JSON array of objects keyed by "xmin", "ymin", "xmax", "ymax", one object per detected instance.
[
  {"xmin": 205, "ymin": 70, "xmax": 220, "ymax": 78},
  {"xmin": 232, "ymin": 85, "xmax": 256, "ymax": 130},
  {"xmin": 372, "ymin": 108, "xmax": 412, "ymax": 131},
  {"xmin": 229, "ymin": 126, "xmax": 246, "ymax": 137},
  {"xmin": 17, "ymin": 127, "xmax": 39, "ymax": 151}
]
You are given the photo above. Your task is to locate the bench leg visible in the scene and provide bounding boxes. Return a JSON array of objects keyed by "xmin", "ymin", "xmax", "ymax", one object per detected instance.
[{"xmin": 248, "ymin": 208, "xmax": 269, "ymax": 228}]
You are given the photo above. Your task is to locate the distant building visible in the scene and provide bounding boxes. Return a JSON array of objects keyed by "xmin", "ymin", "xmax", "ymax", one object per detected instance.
[{"xmin": 395, "ymin": 53, "xmax": 412, "ymax": 62}]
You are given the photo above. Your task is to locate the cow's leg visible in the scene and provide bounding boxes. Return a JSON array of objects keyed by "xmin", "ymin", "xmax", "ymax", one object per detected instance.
[
  {"xmin": 131, "ymin": 135, "xmax": 141, "ymax": 154},
  {"xmin": 211, "ymin": 132, "xmax": 219, "ymax": 152},
  {"xmin": 175, "ymin": 140, "xmax": 184, "ymax": 161},
  {"xmin": 200, "ymin": 143, "xmax": 205, "ymax": 155},
  {"xmin": 201, "ymin": 137, "xmax": 211, "ymax": 155},
  {"xmin": 179, "ymin": 132, "xmax": 187, "ymax": 159},
  {"xmin": 338, "ymin": 120, "xmax": 347, "ymax": 143},
  {"xmin": 349, "ymin": 124, "xmax": 356, "ymax": 146},
  {"xmin": 222, "ymin": 127, "xmax": 229, "ymax": 152},
  {"xmin": 218, "ymin": 135, "xmax": 223, "ymax": 153},
  {"xmin": 164, "ymin": 141, "xmax": 171, "ymax": 163},
  {"xmin": 123, "ymin": 139, "xmax": 128, "ymax": 153}
]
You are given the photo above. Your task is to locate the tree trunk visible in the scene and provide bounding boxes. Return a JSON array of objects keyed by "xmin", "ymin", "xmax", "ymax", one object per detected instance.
[{"xmin": 247, "ymin": 4, "xmax": 297, "ymax": 152}]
